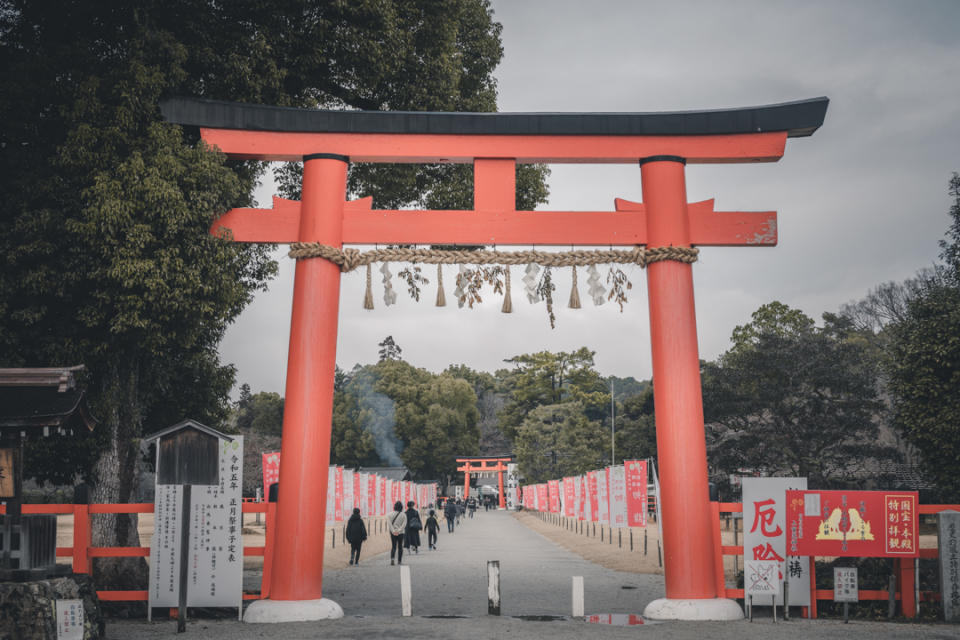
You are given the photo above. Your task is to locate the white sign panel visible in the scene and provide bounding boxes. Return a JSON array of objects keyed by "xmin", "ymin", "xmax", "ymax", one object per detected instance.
[
  {"xmin": 505, "ymin": 464, "xmax": 518, "ymax": 510},
  {"xmin": 149, "ymin": 484, "xmax": 183, "ymax": 606},
  {"xmin": 55, "ymin": 599, "xmax": 84, "ymax": 640},
  {"xmin": 608, "ymin": 466, "xmax": 627, "ymax": 528},
  {"xmin": 742, "ymin": 477, "xmax": 810, "ymax": 606},
  {"xmin": 833, "ymin": 567, "xmax": 859, "ymax": 602},
  {"xmin": 149, "ymin": 437, "xmax": 244, "ymax": 609},
  {"xmin": 746, "ymin": 560, "xmax": 780, "ymax": 596},
  {"xmin": 187, "ymin": 436, "xmax": 244, "ymax": 608}
]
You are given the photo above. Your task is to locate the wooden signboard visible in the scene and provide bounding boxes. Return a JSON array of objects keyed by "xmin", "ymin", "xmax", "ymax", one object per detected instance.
[{"xmin": 0, "ymin": 448, "xmax": 14, "ymax": 498}]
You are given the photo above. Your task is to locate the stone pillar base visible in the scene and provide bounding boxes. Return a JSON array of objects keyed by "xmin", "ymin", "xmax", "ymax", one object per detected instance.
[
  {"xmin": 244, "ymin": 598, "xmax": 343, "ymax": 623},
  {"xmin": 643, "ymin": 597, "xmax": 743, "ymax": 621}
]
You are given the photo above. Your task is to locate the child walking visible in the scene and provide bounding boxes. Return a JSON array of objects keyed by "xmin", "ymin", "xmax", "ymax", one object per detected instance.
[
  {"xmin": 346, "ymin": 507, "xmax": 367, "ymax": 565},
  {"xmin": 425, "ymin": 509, "xmax": 440, "ymax": 550}
]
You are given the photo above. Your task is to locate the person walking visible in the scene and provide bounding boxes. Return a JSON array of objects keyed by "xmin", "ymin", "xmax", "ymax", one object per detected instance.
[
  {"xmin": 468, "ymin": 496, "xmax": 477, "ymax": 518},
  {"xmin": 425, "ymin": 509, "xmax": 440, "ymax": 550},
  {"xmin": 404, "ymin": 500, "xmax": 422, "ymax": 554},
  {"xmin": 388, "ymin": 501, "xmax": 407, "ymax": 566},
  {"xmin": 443, "ymin": 498, "xmax": 457, "ymax": 533},
  {"xmin": 345, "ymin": 507, "xmax": 367, "ymax": 566}
]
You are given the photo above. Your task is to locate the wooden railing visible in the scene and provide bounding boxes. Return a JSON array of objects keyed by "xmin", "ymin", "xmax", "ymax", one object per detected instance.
[
  {"xmin": 714, "ymin": 502, "xmax": 959, "ymax": 618},
  {"xmin": 1, "ymin": 501, "xmax": 275, "ymax": 603}
]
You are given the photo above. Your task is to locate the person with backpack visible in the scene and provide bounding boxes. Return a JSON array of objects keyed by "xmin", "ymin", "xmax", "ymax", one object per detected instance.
[
  {"xmin": 388, "ymin": 501, "xmax": 407, "ymax": 566},
  {"xmin": 425, "ymin": 509, "xmax": 440, "ymax": 550},
  {"xmin": 404, "ymin": 500, "xmax": 422, "ymax": 554},
  {"xmin": 345, "ymin": 507, "xmax": 367, "ymax": 566}
]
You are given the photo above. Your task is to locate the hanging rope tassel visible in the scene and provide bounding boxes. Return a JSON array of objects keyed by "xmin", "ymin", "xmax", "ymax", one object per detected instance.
[
  {"xmin": 502, "ymin": 266, "xmax": 513, "ymax": 313},
  {"xmin": 568, "ymin": 266, "xmax": 582, "ymax": 309},
  {"xmin": 436, "ymin": 264, "xmax": 446, "ymax": 307},
  {"xmin": 363, "ymin": 263, "xmax": 375, "ymax": 310}
]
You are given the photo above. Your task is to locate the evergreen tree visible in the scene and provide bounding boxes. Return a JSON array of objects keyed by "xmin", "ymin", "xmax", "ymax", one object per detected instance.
[
  {"xmin": 702, "ymin": 302, "xmax": 896, "ymax": 487},
  {"xmin": 886, "ymin": 173, "xmax": 960, "ymax": 500},
  {"xmin": 0, "ymin": 0, "xmax": 543, "ymax": 586}
]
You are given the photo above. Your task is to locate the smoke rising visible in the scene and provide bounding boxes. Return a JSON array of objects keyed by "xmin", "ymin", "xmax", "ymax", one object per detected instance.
[{"xmin": 349, "ymin": 375, "xmax": 404, "ymax": 466}]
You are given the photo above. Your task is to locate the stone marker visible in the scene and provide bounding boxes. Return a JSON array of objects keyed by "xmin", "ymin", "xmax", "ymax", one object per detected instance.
[
  {"xmin": 938, "ymin": 510, "xmax": 960, "ymax": 622},
  {"xmin": 0, "ymin": 575, "xmax": 104, "ymax": 640}
]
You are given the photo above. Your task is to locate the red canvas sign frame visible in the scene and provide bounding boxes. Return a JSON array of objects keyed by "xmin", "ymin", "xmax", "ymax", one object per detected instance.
[{"xmin": 785, "ymin": 490, "xmax": 919, "ymax": 558}]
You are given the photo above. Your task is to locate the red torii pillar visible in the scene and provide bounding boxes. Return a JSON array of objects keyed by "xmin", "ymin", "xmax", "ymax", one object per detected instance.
[{"xmin": 161, "ymin": 96, "xmax": 827, "ymax": 622}]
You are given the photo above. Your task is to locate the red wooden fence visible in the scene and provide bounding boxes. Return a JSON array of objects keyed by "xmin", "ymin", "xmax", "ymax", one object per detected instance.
[
  {"xmin": 715, "ymin": 502, "xmax": 959, "ymax": 618},
  {"xmin": 0, "ymin": 502, "xmax": 275, "ymax": 602}
]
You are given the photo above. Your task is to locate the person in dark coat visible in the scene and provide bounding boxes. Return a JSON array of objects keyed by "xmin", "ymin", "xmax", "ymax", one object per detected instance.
[
  {"xmin": 403, "ymin": 500, "xmax": 422, "ymax": 553},
  {"xmin": 345, "ymin": 507, "xmax": 368, "ymax": 566},
  {"xmin": 443, "ymin": 498, "xmax": 457, "ymax": 533},
  {"xmin": 425, "ymin": 509, "xmax": 440, "ymax": 550}
]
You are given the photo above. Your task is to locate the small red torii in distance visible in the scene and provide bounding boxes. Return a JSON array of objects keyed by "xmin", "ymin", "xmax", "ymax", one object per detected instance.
[
  {"xmin": 161, "ymin": 96, "xmax": 827, "ymax": 622},
  {"xmin": 456, "ymin": 457, "xmax": 513, "ymax": 508}
]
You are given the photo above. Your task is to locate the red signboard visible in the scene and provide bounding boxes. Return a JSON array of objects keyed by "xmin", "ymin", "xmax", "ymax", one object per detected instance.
[
  {"xmin": 537, "ymin": 483, "xmax": 549, "ymax": 512},
  {"xmin": 261, "ymin": 451, "xmax": 280, "ymax": 493},
  {"xmin": 368, "ymin": 474, "xmax": 377, "ymax": 517},
  {"xmin": 379, "ymin": 477, "xmax": 387, "ymax": 516},
  {"xmin": 785, "ymin": 490, "xmax": 918, "ymax": 558},
  {"xmin": 548, "ymin": 479, "xmax": 561, "ymax": 513},
  {"xmin": 625, "ymin": 460, "xmax": 648, "ymax": 527},
  {"xmin": 588, "ymin": 471, "xmax": 600, "ymax": 523},
  {"xmin": 577, "ymin": 476, "xmax": 586, "ymax": 521}
]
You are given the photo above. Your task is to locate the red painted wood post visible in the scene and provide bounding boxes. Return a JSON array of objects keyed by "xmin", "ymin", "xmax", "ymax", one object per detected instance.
[
  {"xmin": 72, "ymin": 503, "xmax": 90, "ymax": 574},
  {"xmin": 464, "ymin": 470, "xmax": 470, "ymax": 500},
  {"xmin": 497, "ymin": 465, "xmax": 505, "ymax": 509},
  {"xmin": 261, "ymin": 497, "xmax": 278, "ymax": 599},
  {"xmin": 710, "ymin": 501, "xmax": 726, "ymax": 598},
  {"xmin": 640, "ymin": 156, "xmax": 717, "ymax": 600},
  {"xmin": 269, "ymin": 154, "xmax": 347, "ymax": 601},
  {"xmin": 808, "ymin": 556, "xmax": 818, "ymax": 618}
]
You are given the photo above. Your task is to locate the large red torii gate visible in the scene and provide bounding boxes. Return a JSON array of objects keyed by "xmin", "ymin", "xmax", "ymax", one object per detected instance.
[
  {"xmin": 456, "ymin": 456, "xmax": 512, "ymax": 508},
  {"xmin": 162, "ymin": 96, "xmax": 827, "ymax": 622}
]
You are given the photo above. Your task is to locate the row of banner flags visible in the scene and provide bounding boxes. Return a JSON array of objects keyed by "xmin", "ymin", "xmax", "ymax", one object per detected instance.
[
  {"xmin": 517, "ymin": 460, "xmax": 653, "ymax": 528},
  {"xmin": 261, "ymin": 452, "xmax": 438, "ymax": 523}
]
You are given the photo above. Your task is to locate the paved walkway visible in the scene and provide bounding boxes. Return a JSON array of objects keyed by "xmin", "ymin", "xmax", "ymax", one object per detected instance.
[
  {"xmin": 321, "ymin": 508, "xmax": 663, "ymax": 617},
  {"xmin": 106, "ymin": 510, "xmax": 960, "ymax": 639}
]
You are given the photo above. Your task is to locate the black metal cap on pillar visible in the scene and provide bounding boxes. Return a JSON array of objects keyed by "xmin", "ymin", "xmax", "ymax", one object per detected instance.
[
  {"xmin": 708, "ymin": 481, "xmax": 719, "ymax": 502},
  {"xmin": 303, "ymin": 153, "xmax": 349, "ymax": 163},
  {"xmin": 268, "ymin": 483, "xmax": 279, "ymax": 503},
  {"xmin": 639, "ymin": 155, "xmax": 686, "ymax": 167}
]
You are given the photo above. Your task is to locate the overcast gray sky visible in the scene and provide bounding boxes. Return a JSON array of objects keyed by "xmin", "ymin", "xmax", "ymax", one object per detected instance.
[{"xmin": 219, "ymin": 0, "xmax": 960, "ymax": 395}]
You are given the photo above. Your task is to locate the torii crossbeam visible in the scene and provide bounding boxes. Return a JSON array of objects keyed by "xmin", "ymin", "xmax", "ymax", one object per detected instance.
[{"xmin": 162, "ymin": 96, "xmax": 827, "ymax": 622}]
